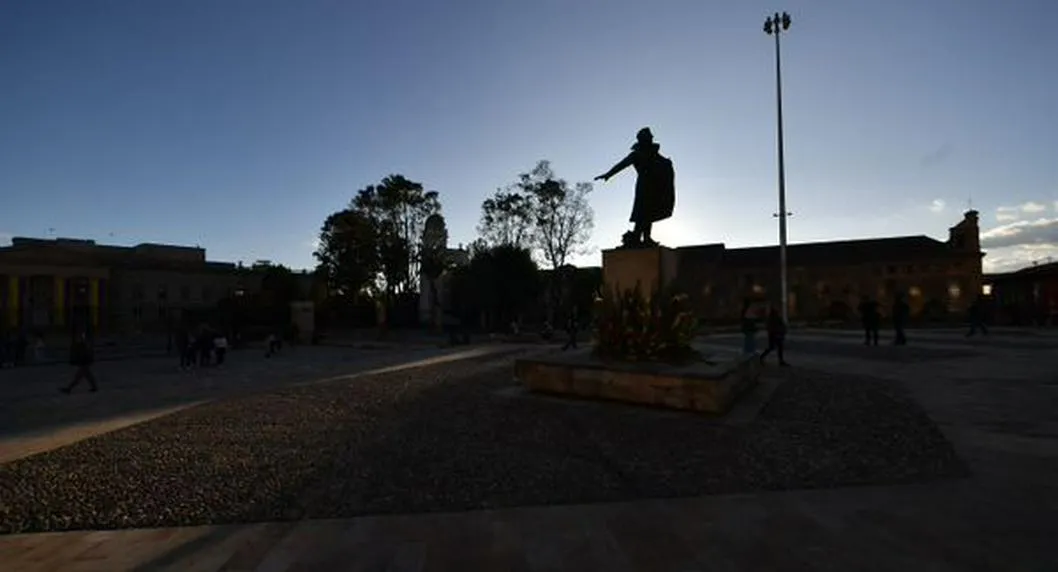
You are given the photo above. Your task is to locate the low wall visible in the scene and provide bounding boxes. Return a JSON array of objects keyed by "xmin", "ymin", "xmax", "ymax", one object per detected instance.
[{"xmin": 514, "ymin": 352, "xmax": 760, "ymax": 415}]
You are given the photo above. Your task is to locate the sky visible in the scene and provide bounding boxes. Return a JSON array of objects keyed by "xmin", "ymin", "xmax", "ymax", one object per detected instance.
[{"xmin": 2, "ymin": 0, "xmax": 1057, "ymax": 273}]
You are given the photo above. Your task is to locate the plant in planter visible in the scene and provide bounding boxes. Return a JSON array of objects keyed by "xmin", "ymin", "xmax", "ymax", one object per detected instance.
[{"xmin": 592, "ymin": 283, "xmax": 699, "ymax": 363}]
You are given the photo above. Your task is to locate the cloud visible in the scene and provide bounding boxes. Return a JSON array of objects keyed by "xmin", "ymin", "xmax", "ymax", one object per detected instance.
[
  {"xmin": 0, "ymin": 233, "xmax": 10, "ymax": 246},
  {"xmin": 928, "ymin": 199, "xmax": 946, "ymax": 213},
  {"xmin": 981, "ymin": 217, "xmax": 1058, "ymax": 249},
  {"xmin": 984, "ymin": 243, "xmax": 1058, "ymax": 273},
  {"xmin": 919, "ymin": 143, "xmax": 953, "ymax": 168},
  {"xmin": 1020, "ymin": 201, "xmax": 1047, "ymax": 213},
  {"xmin": 995, "ymin": 207, "xmax": 1019, "ymax": 222}
]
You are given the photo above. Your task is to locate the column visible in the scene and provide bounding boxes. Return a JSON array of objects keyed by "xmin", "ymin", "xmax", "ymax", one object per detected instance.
[
  {"xmin": 89, "ymin": 278, "xmax": 100, "ymax": 328},
  {"xmin": 6, "ymin": 276, "xmax": 17, "ymax": 328},
  {"xmin": 54, "ymin": 276, "xmax": 66, "ymax": 327}
]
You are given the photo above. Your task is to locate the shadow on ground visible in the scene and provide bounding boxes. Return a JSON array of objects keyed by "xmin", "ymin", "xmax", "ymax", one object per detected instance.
[{"xmin": 0, "ymin": 349, "xmax": 966, "ymax": 534}]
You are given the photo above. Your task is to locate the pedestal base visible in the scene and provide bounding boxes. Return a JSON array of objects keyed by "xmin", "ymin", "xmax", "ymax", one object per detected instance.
[{"xmin": 601, "ymin": 246, "xmax": 678, "ymax": 299}]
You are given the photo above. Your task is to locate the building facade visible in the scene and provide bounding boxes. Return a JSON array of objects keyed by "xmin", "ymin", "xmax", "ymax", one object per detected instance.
[
  {"xmin": 0, "ymin": 237, "xmax": 270, "ymax": 336},
  {"xmin": 983, "ymin": 260, "xmax": 1058, "ymax": 326},
  {"xmin": 665, "ymin": 210, "xmax": 985, "ymax": 322}
]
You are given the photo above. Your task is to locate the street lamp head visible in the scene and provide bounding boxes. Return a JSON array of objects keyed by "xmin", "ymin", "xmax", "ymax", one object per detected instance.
[
  {"xmin": 781, "ymin": 12, "xmax": 791, "ymax": 30},
  {"xmin": 764, "ymin": 18, "xmax": 773, "ymax": 34}
]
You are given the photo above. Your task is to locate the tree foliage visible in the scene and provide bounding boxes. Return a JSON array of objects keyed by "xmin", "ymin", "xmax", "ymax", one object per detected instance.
[
  {"xmin": 449, "ymin": 244, "xmax": 541, "ymax": 331},
  {"xmin": 314, "ymin": 209, "xmax": 381, "ymax": 298},
  {"xmin": 314, "ymin": 174, "xmax": 441, "ymax": 302},
  {"xmin": 477, "ymin": 160, "xmax": 594, "ymax": 270},
  {"xmin": 477, "ymin": 189, "xmax": 533, "ymax": 249}
]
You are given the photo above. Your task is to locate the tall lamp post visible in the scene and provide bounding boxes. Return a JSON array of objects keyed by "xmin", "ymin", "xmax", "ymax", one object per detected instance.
[{"xmin": 764, "ymin": 11, "xmax": 792, "ymax": 324}]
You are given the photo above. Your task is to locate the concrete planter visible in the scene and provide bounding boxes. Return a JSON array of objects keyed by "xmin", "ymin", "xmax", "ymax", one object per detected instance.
[{"xmin": 514, "ymin": 350, "xmax": 761, "ymax": 415}]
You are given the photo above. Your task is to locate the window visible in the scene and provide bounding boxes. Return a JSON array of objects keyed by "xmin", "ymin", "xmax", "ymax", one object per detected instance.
[
  {"xmin": 909, "ymin": 286, "xmax": 922, "ymax": 298},
  {"xmin": 982, "ymin": 284, "xmax": 993, "ymax": 296},
  {"xmin": 180, "ymin": 285, "xmax": 191, "ymax": 302}
]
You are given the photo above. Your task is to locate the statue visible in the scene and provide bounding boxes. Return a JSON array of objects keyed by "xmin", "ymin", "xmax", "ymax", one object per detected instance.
[{"xmin": 595, "ymin": 127, "xmax": 676, "ymax": 248}]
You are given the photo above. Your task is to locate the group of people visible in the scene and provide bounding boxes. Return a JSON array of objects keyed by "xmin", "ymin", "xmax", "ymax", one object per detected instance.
[{"xmin": 175, "ymin": 326, "xmax": 229, "ymax": 370}]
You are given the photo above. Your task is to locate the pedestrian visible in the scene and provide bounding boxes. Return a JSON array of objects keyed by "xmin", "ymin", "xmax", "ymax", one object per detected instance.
[
  {"xmin": 265, "ymin": 332, "xmax": 280, "ymax": 357},
  {"xmin": 966, "ymin": 295, "xmax": 989, "ymax": 337},
  {"xmin": 562, "ymin": 310, "xmax": 579, "ymax": 351},
  {"xmin": 197, "ymin": 329, "xmax": 213, "ymax": 367},
  {"xmin": 61, "ymin": 332, "xmax": 97, "ymax": 393},
  {"xmin": 740, "ymin": 299, "xmax": 759, "ymax": 356},
  {"xmin": 892, "ymin": 293, "xmax": 910, "ymax": 346},
  {"xmin": 214, "ymin": 332, "xmax": 228, "ymax": 365},
  {"xmin": 759, "ymin": 304, "xmax": 790, "ymax": 366},
  {"xmin": 858, "ymin": 295, "xmax": 881, "ymax": 346},
  {"xmin": 175, "ymin": 328, "xmax": 191, "ymax": 370},
  {"xmin": 14, "ymin": 332, "xmax": 27, "ymax": 366}
]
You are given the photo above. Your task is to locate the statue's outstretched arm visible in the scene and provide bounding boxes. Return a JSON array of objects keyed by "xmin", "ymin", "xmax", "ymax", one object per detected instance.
[{"xmin": 595, "ymin": 153, "xmax": 634, "ymax": 182}]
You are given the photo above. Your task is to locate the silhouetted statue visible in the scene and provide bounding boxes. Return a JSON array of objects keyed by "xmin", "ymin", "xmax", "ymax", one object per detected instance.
[{"xmin": 595, "ymin": 127, "xmax": 676, "ymax": 248}]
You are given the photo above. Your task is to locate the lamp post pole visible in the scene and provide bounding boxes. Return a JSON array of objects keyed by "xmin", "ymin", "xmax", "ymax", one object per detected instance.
[{"xmin": 765, "ymin": 11, "xmax": 792, "ymax": 324}]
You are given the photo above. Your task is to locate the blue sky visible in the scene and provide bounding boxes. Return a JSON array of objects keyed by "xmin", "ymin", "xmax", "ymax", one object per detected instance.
[{"xmin": 2, "ymin": 0, "xmax": 1057, "ymax": 272}]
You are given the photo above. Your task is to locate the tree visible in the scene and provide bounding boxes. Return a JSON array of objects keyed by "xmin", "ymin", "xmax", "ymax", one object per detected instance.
[
  {"xmin": 449, "ymin": 244, "xmax": 541, "ymax": 331},
  {"xmin": 478, "ymin": 188, "xmax": 534, "ymax": 248},
  {"xmin": 314, "ymin": 208, "xmax": 381, "ymax": 298},
  {"xmin": 352, "ymin": 175, "xmax": 441, "ymax": 297},
  {"xmin": 511, "ymin": 160, "xmax": 594, "ymax": 271}
]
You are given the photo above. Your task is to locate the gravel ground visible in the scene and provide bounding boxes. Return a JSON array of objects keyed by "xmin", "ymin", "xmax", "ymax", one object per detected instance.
[{"xmin": 0, "ymin": 353, "xmax": 965, "ymax": 534}]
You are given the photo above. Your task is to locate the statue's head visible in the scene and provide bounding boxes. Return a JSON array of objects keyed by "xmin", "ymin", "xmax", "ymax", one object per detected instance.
[{"xmin": 632, "ymin": 127, "xmax": 659, "ymax": 152}]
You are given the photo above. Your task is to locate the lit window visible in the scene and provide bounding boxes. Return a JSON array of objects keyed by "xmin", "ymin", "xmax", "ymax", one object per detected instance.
[
  {"xmin": 948, "ymin": 283, "xmax": 962, "ymax": 298},
  {"xmin": 982, "ymin": 284, "xmax": 993, "ymax": 296},
  {"xmin": 909, "ymin": 286, "xmax": 922, "ymax": 297},
  {"xmin": 752, "ymin": 284, "xmax": 764, "ymax": 294}
]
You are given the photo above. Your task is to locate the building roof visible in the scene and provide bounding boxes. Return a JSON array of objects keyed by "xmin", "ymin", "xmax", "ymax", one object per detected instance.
[
  {"xmin": 715, "ymin": 235, "xmax": 960, "ymax": 268},
  {"xmin": 0, "ymin": 236, "xmax": 242, "ymax": 274}
]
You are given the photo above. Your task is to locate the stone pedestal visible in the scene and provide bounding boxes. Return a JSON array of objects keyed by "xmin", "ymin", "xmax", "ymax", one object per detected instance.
[{"xmin": 601, "ymin": 246, "xmax": 679, "ymax": 299}]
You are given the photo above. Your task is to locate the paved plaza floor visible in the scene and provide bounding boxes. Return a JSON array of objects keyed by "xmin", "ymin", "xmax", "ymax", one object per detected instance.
[{"xmin": 1, "ymin": 329, "xmax": 1056, "ymax": 571}]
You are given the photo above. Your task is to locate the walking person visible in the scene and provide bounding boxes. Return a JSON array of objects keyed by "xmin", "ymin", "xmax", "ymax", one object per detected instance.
[
  {"xmin": 892, "ymin": 293, "xmax": 910, "ymax": 346},
  {"xmin": 740, "ymin": 299, "xmax": 759, "ymax": 356},
  {"xmin": 214, "ymin": 332, "xmax": 229, "ymax": 365},
  {"xmin": 966, "ymin": 295, "xmax": 989, "ymax": 337},
  {"xmin": 858, "ymin": 295, "xmax": 881, "ymax": 346},
  {"xmin": 61, "ymin": 332, "xmax": 97, "ymax": 393},
  {"xmin": 197, "ymin": 329, "xmax": 213, "ymax": 367},
  {"xmin": 759, "ymin": 305, "xmax": 790, "ymax": 367},
  {"xmin": 561, "ymin": 310, "xmax": 579, "ymax": 351},
  {"xmin": 175, "ymin": 328, "xmax": 192, "ymax": 370}
]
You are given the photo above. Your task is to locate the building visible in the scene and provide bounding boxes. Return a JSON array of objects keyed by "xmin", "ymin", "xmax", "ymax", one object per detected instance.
[
  {"xmin": 0, "ymin": 237, "xmax": 297, "ymax": 336},
  {"xmin": 646, "ymin": 210, "xmax": 985, "ymax": 323},
  {"xmin": 983, "ymin": 260, "xmax": 1058, "ymax": 326}
]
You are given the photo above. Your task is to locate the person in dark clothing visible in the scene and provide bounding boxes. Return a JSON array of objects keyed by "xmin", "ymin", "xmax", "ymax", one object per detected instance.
[
  {"xmin": 892, "ymin": 293, "xmax": 910, "ymax": 346},
  {"xmin": 759, "ymin": 305, "xmax": 790, "ymax": 366},
  {"xmin": 176, "ymin": 329, "xmax": 192, "ymax": 370},
  {"xmin": 61, "ymin": 333, "xmax": 97, "ymax": 393},
  {"xmin": 966, "ymin": 296, "xmax": 989, "ymax": 337},
  {"xmin": 562, "ymin": 310, "xmax": 579, "ymax": 351},
  {"xmin": 13, "ymin": 332, "xmax": 27, "ymax": 366},
  {"xmin": 741, "ymin": 299, "xmax": 759, "ymax": 355},
  {"xmin": 858, "ymin": 295, "xmax": 881, "ymax": 346},
  {"xmin": 197, "ymin": 330, "xmax": 213, "ymax": 367}
]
